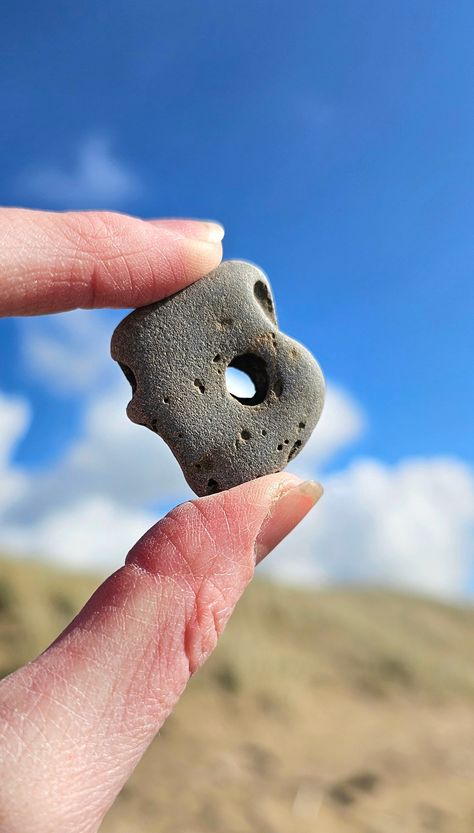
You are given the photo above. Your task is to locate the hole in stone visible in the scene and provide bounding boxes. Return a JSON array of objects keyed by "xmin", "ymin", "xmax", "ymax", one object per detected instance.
[
  {"xmin": 195, "ymin": 463, "xmax": 201, "ymax": 470},
  {"xmin": 213, "ymin": 354, "xmax": 221, "ymax": 362},
  {"xmin": 240, "ymin": 429, "xmax": 251, "ymax": 440},
  {"xmin": 207, "ymin": 478, "xmax": 219, "ymax": 494},
  {"xmin": 163, "ymin": 396, "xmax": 170, "ymax": 404},
  {"xmin": 254, "ymin": 280, "xmax": 276, "ymax": 322},
  {"xmin": 299, "ymin": 421, "xmax": 306, "ymax": 429},
  {"xmin": 226, "ymin": 354, "xmax": 269, "ymax": 406},
  {"xmin": 277, "ymin": 443, "xmax": 283, "ymax": 451},
  {"xmin": 119, "ymin": 362, "xmax": 137, "ymax": 394},
  {"xmin": 284, "ymin": 439, "xmax": 289, "ymax": 444},
  {"xmin": 262, "ymin": 429, "xmax": 267, "ymax": 436},
  {"xmin": 226, "ymin": 367, "xmax": 256, "ymax": 400},
  {"xmin": 288, "ymin": 439, "xmax": 302, "ymax": 461},
  {"xmin": 194, "ymin": 379, "xmax": 205, "ymax": 393},
  {"xmin": 151, "ymin": 418, "xmax": 158, "ymax": 430},
  {"xmin": 178, "ymin": 433, "xmax": 183, "ymax": 438}
]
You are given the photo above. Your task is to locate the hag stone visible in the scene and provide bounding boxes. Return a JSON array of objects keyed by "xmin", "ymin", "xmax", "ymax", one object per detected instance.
[{"xmin": 111, "ymin": 260, "xmax": 325, "ymax": 496}]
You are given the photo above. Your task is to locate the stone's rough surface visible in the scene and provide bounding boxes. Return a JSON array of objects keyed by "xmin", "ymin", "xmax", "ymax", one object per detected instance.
[{"xmin": 111, "ymin": 260, "xmax": 325, "ymax": 496}]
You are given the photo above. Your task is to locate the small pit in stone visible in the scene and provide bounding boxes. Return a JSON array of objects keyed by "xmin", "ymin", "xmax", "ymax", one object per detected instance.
[
  {"xmin": 273, "ymin": 379, "xmax": 283, "ymax": 398},
  {"xmin": 288, "ymin": 439, "xmax": 302, "ymax": 461},
  {"xmin": 299, "ymin": 421, "xmax": 306, "ymax": 429},
  {"xmin": 194, "ymin": 379, "xmax": 205, "ymax": 394},
  {"xmin": 240, "ymin": 429, "xmax": 251, "ymax": 440},
  {"xmin": 254, "ymin": 280, "xmax": 276, "ymax": 323},
  {"xmin": 207, "ymin": 478, "xmax": 219, "ymax": 494}
]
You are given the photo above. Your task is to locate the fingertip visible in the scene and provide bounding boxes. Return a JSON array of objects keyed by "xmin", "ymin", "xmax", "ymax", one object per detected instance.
[
  {"xmin": 126, "ymin": 472, "xmax": 303, "ymax": 578},
  {"xmin": 254, "ymin": 478, "xmax": 323, "ymax": 564},
  {"xmin": 145, "ymin": 219, "xmax": 225, "ymax": 281},
  {"xmin": 148, "ymin": 220, "xmax": 224, "ymax": 293},
  {"xmin": 187, "ymin": 472, "xmax": 322, "ymax": 568},
  {"xmin": 179, "ymin": 235, "xmax": 223, "ymax": 278}
]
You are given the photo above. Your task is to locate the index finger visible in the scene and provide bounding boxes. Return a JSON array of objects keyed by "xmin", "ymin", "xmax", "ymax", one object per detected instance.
[{"xmin": 0, "ymin": 208, "xmax": 224, "ymax": 316}]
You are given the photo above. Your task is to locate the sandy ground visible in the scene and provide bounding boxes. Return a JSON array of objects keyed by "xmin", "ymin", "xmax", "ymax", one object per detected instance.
[{"xmin": 1, "ymin": 557, "xmax": 473, "ymax": 832}]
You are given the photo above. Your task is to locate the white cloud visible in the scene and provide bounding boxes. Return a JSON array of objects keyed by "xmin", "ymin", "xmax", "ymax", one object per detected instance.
[
  {"xmin": 0, "ymin": 393, "xmax": 30, "ymax": 510},
  {"xmin": 0, "ymin": 383, "xmax": 473, "ymax": 599},
  {"xmin": 0, "ymin": 393, "xmax": 30, "ymax": 467},
  {"xmin": 58, "ymin": 380, "xmax": 190, "ymax": 505},
  {"xmin": 290, "ymin": 382, "xmax": 366, "ymax": 474},
  {"xmin": 267, "ymin": 456, "xmax": 474, "ymax": 598},
  {"xmin": 2, "ymin": 495, "xmax": 155, "ymax": 572},
  {"xmin": 19, "ymin": 309, "xmax": 118, "ymax": 395},
  {"xmin": 0, "ymin": 381, "xmax": 188, "ymax": 570},
  {"xmin": 17, "ymin": 135, "xmax": 142, "ymax": 209}
]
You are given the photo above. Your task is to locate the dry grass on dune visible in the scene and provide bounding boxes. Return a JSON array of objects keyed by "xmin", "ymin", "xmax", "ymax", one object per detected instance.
[{"xmin": 0, "ymin": 556, "xmax": 474, "ymax": 832}]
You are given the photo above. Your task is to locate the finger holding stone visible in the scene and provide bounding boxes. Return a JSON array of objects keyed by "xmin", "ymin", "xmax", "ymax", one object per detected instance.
[
  {"xmin": 0, "ymin": 474, "xmax": 322, "ymax": 833},
  {"xmin": 0, "ymin": 208, "xmax": 224, "ymax": 317}
]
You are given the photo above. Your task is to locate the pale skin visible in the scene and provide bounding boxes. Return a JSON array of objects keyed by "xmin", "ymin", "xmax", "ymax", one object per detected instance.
[{"xmin": 0, "ymin": 209, "xmax": 322, "ymax": 833}]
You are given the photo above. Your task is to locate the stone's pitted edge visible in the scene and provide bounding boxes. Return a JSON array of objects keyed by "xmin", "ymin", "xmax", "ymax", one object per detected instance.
[{"xmin": 111, "ymin": 260, "xmax": 325, "ymax": 496}]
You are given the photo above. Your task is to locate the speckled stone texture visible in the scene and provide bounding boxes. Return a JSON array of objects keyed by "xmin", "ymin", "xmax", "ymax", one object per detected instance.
[{"xmin": 111, "ymin": 260, "xmax": 325, "ymax": 496}]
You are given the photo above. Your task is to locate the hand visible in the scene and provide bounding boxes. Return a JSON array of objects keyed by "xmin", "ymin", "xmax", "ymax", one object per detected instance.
[{"xmin": 0, "ymin": 208, "xmax": 322, "ymax": 833}]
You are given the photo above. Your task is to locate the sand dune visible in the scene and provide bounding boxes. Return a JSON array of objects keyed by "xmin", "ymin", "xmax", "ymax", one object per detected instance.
[{"xmin": 1, "ymin": 556, "xmax": 473, "ymax": 832}]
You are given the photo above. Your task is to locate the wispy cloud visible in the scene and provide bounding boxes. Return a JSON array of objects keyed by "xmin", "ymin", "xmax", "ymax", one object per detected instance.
[
  {"xmin": 16, "ymin": 135, "xmax": 143, "ymax": 209},
  {"xmin": 19, "ymin": 309, "xmax": 117, "ymax": 395}
]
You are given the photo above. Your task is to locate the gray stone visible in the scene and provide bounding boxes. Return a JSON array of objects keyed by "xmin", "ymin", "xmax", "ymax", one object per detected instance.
[{"xmin": 111, "ymin": 260, "xmax": 325, "ymax": 496}]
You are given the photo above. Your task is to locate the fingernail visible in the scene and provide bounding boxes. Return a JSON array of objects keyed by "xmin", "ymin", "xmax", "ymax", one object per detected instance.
[
  {"xmin": 149, "ymin": 219, "xmax": 225, "ymax": 245},
  {"xmin": 180, "ymin": 221, "xmax": 224, "ymax": 244},
  {"xmin": 255, "ymin": 480, "xmax": 323, "ymax": 564},
  {"xmin": 195, "ymin": 222, "xmax": 225, "ymax": 244}
]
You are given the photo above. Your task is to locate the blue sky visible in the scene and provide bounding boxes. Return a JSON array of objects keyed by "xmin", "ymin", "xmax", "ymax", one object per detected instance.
[{"xmin": 0, "ymin": 1, "xmax": 473, "ymax": 595}]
